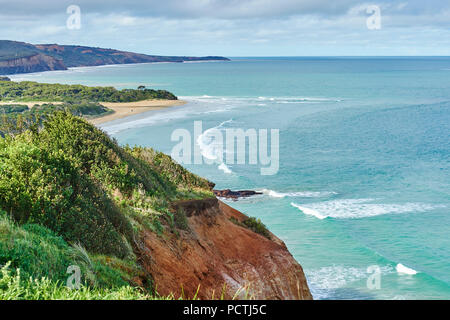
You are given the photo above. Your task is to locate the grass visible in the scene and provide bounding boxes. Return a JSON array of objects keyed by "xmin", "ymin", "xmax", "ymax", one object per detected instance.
[
  {"xmin": 0, "ymin": 112, "xmax": 216, "ymax": 299},
  {"xmin": 0, "ymin": 262, "xmax": 157, "ymax": 300},
  {"xmin": 230, "ymin": 217, "xmax": 271, "ymax": 240}
]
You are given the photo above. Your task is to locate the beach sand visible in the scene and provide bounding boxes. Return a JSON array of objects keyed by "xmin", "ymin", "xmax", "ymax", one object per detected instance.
[
  {"xmin": 0, "ymin": 99, "xmax": 185, "ymax": 125},
  {"xmin": 90, "ymin": 99, "xmax": 186, "ymax": 125}
]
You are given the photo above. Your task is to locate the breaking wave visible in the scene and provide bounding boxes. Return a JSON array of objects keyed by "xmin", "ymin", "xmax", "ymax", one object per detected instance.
[
  {"xmin": 259, "ymin": 189, "xmax": 337, "ymax": 198},
  {"xmin": 196, "ymin": 119, "xmax": 234, "ymax": 174},
  {"xmin": 396, "ymin": 263, "xmax": 418, "ymax": 275},
  {"xmin": 291, "ymin": 199, "xmax": 445, "ymax": 220}
]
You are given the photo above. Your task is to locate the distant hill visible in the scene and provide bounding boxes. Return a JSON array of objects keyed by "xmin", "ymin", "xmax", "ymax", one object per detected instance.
[{"xmin": 0, "ymin": 40, "xmax": 230, "ymax": 75}]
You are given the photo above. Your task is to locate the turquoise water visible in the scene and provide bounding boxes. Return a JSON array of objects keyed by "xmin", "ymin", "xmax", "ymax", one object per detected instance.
[{"xmin": 11, "ymin": 57, "xmax": 450, "ymax": 300}]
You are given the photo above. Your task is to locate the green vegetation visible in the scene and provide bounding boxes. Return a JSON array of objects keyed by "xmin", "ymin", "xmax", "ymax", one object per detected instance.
[
  {"xmin": 0, "ymin": 262, "xmax": 156, "ymax": 300},
  {"xmin": 0, "ymin": 81, "xmax": 177, "ymax": 103},
  {"xmin": 0, "ymin": 80, "xmax": 179, "ymax": 136},
  {"xmin": 0, "ymin": 102, "xmax": 113, "ymax": 138},
  {"xmin": 174, "ymin": 209, "xmax": 190, "ymax": 231},
  {"xmin": 0, "ymin": 112, "xmax": 212, "ymax": 255},
  {"xmin": 230, "ymin": 217, "xmax": 271, "ymax": 240},
  {"xmin": 0, "ymin": 104, "xmax": 28, "ymax": 113},
  {"xmin": 0, "ymin": 111, "xmax": 213, "ymax": 299},
  {"xmin": 0, "ymin": 41, "xmax": 39, "ymax": 62}
]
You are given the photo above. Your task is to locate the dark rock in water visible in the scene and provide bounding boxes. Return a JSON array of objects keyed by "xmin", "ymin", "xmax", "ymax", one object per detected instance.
[
  {"xmin": 213, "ymin": 189, "xmax": 262, "ymax": 199},
  {"xmin": 0, "ymin": 76, "xmax": 10, "ymax": 81}
]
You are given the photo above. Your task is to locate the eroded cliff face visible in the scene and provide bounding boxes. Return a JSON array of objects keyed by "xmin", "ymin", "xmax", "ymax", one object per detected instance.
[
  {"xmin": 137, "ymin": 198, "xmax": 312, "ymax": 300},
  {"xmin": 0, "ymin": 40, "xmax": 230, "ymax": 75},
  {"xmin": 0, "ymin": 53, "xmax": 66, "ymax": 75}
]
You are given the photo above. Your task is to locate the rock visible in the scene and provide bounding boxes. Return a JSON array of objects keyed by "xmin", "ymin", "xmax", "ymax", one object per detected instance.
[
  {"xmin": 0, "ymin": 53, "xmax": 67, "ymax": 75},
  {"xmin": 213, "ymin": 189, "xmax": 262, "ymax": 199}
]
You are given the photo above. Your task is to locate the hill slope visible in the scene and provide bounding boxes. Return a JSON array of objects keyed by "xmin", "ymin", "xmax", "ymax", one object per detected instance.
[
  {"xmin": 0, "ymin": 40, "xmax": 229, "ymax": 75},
  {"xmin": 0, "ymin": 112, "xmax": 311, "ymax": 299}
]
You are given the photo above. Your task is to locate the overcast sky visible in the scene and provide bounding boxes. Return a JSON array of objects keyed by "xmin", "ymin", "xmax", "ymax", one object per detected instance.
[{"xmin": 0, "ymin": 0, "xmax": 449, "ymax": 56}]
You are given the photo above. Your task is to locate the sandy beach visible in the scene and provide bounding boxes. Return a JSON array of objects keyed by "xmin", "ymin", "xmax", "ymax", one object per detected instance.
[
  {"xmin": 0, "ymin": 99, "xmax": 186, "ymax": 125},
  {"xmin": 90, "ymin": 99, "xmax": 186, "ymax": 125}
]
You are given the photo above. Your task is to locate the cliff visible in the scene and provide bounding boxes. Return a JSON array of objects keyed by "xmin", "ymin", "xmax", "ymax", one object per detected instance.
[
  {"xmin": 0, "ymin": 112, "xmax": 311, "ymax": 300},
  {"xmin": 35, "ymin": 44, "xmax": 229, "ymax": 68},
  {"xmin": 139, "ymin": 198, "xmax": 312, "ymax": 300},
  {"xmin": 0, "ymin": 40, "xmax": 230, "ymax": 75},
  {"xmin": 0, "ymin": 53, "xmax": 67, "ymax": 74}
]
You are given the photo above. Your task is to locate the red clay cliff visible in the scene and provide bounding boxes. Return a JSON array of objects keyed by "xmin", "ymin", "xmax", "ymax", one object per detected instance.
[{"xmin": 136, "ymin": 197, "xmax": 312, "ymax": 300}]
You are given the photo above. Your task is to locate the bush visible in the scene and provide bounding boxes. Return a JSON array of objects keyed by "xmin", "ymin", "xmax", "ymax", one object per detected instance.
[
  {"xmin": 230, "ymin": 217, "xmax": 271, "ymax": 240},
  {"xmin": 0, "ymin": 111, "xmax": 217, "ymax": 299},
  {"xmin": 0, "ymin": 105, "xmax": 28, "ymax": 113},
  {"xmin": 0, "ymin": 118, "xmax": 132, "ymax": 258},
  {"xmin": 127, "ymin": 146, "xmax": 214, "ymax": 193},
  {"xmin": 0, "ymin": 112, "xmax": 214, "ymax": 257},
  {"xmin": 0, "ymin": 81, "xmax": 177, "ymax": 103},
  {"xmin": 174, "ymin": 209, "xmax": 189, "ymax": 231}
]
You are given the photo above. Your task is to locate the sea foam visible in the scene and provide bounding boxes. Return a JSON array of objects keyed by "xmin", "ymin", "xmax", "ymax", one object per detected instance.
[
  {"xmin": 260, "ymin": 189, "xmax": 336, "ymax": 198},
  {"xmin": 306, "ymin": 265, "xmax": 394, "ymax": 299},
  {"xmin": 196, "ymin": 119, "xmax": 234, "ymax": 174},
  {"xmin": 291, "ymin": 199, "xmax": 444, "ymax": 220},
  {"xmin": 396, "ymin": 263, "xmax": 418, "ymax": 275}
]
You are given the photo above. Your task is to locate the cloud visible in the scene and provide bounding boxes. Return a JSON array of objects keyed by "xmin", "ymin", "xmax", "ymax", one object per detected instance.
[
  {"xmin": 0, "ymin": 0, "xmax": 448, "ymax": 56},
  {"xmin": 0, "ymin": 0, "xmax": 448, "ymax": 19},
  {"xmin": 0, "ymin": 0, "xmax": 359, "ymax": 18}
]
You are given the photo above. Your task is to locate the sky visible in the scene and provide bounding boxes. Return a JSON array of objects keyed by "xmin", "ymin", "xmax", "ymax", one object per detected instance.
[{"xmin": 0, "ymin": 0, "xmax": 449, "ymax": 56}]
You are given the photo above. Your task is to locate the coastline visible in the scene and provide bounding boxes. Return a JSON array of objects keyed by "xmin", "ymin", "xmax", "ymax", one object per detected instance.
[
  {"xmin": 0, "ymin": 99, "xmax": 186, "ymax": 125},
  {"xmin": 5, "ymin": 59, "xmax": 231, "ymax": 78},
  {"xmin": 89, "ymin": 99, "xmax": 186, "ymax": 125}
]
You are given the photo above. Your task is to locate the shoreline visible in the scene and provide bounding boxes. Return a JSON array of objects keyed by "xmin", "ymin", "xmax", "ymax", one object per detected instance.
[
  {"xmin": 89, "ymin": 99, "xmax": 186, "ymax": 125},
  {"xmin": 0, "ymin": 99, "xmax": 186, "ymax": 125},
  {"xmin": 6, "ymin": 59, "xmax": 230, "ymax": 78}
]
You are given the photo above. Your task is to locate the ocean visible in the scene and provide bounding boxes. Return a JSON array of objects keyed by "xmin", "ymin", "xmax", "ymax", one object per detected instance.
[{"xmin": 10, "ymin": 57, "xmax": 450, "ymax": 300}]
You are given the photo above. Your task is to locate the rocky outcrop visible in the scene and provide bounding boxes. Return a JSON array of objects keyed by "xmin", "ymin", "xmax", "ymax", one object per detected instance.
[
  {"xmin": 214, "ymin": 189, "xmax": 262, "ymax": 199},
  {"xmin": 137, "ymin": 198, "xmax": 312, "ymax": 300},
  {"xmin": 0, "ymin": 53, "xmax": 66, "ymax": 75}
]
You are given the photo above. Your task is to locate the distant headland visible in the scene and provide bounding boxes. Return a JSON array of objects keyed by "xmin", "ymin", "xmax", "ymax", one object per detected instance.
[{"xmin": 0, "ymin": 40, "xmax": 230, "ymax": 75}]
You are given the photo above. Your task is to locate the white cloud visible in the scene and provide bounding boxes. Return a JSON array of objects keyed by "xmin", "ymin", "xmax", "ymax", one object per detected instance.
[{"xmin": 0, "ymin": 0, "xmax": 448, "ymax": 56}]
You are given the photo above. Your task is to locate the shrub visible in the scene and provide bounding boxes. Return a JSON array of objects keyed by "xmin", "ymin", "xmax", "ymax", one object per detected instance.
[
  {"xmin": 0, "ymin": 81, "xmax": 177, "ymax": 103},
  {"xmin": 230, "ymin": 217, "xmax": 271, "ymax": 240},
  {"xmin": 0, "ymin": 111, "xmax": 218, "ymax": 300},
  {"xmin": 174, "ymin": 209, "xmax": 189, "ymax": 231},
  {"xmin": 0, "ymin": 119, "xmax": 132, "ymax": 258},
  {"xmin": 0, "ymin": 105, "xmax": 28, "ymax": 113}
]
